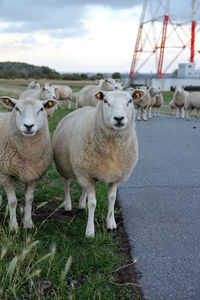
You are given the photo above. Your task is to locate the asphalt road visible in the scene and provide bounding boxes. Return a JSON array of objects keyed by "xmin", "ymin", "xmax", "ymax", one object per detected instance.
[{"xmin": 117, "ymin": 115, "xmax": 200, "ymax": 300}]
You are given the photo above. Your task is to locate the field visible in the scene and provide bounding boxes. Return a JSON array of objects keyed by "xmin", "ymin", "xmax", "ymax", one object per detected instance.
[{"xmin": 0, "ymin": 79, "xmax": 143, "ymax": 300}]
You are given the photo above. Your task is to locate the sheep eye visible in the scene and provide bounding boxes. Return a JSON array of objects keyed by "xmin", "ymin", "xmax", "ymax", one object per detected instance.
[
  {"xmin": 128, "ymin": 99, "xmax": 133, "ymax": 105},
  {"xmin": 104, "ymin": 99, "xmax": 110, "ymax": 106},
  {"xmin": 15, "ymin": 107, "xmax": 20, "ymax": 112},
  {"xmin": 40, "ymin": 107, "xmax": 44, "ymax": 112}
]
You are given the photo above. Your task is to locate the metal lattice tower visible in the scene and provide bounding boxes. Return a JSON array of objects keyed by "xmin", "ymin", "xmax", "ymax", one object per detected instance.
[{"xmin": 129, "ymin": 0, "xmax": 198, "ymax": 78}]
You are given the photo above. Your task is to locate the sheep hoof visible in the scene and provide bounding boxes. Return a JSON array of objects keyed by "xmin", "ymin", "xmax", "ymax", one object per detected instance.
[
  {"xmin": 10, "ymin": 221, "xmax": 18, "ymax": 232},
  {"xmin": 107, "ymin": 220, "xmax": 117, "ymax": 230},
  {"xmin": 64, "ymin": 202, "xmax": 72, "ymax": 211},
  {"xmin": 23, "ymin": 219, "xmax": 34, "ymax": 229},
  {"xmin": 85, "ymin": 228, "xmax": 94, "ymax": 238},
  {"xmin": 78, "ymin": 203, "xmax": 86, "ymax": 210}
]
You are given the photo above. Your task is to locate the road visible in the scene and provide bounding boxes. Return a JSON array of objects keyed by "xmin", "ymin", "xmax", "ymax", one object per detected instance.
[{"xmin": 117, "ymin": 115, "xmax": 200, "ymax": 300}]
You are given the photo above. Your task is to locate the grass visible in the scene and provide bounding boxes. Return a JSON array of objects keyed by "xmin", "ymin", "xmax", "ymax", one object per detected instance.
[{"xmin": 0, "ymin": 80, "xmax": 141, "ymax": 300}]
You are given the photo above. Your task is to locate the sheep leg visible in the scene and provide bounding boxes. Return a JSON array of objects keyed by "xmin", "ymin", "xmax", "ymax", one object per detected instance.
[
  {"xmin": 157, "ymin": 107, "xmax": 160, "ymax": 117},
  {"xmin": 186, "ymin": 108, "xmax": 191, "ymax": 121},
  {"xmin": 4, "ymin": 184, "xmax": 18, "ymax": 231},
  {"xmin": 176, "ymin": 107, "xmax": 179, "ymax": 118},
  {"xmin": 85, "ymin": 185, "xmax": 96, "ymax": 237},
  {"xmin": 137, "ymin": 109, "xmax": 141, "ymax": 121},
  {"xmin": 107, "ymin": 182, "xmax": 117, "ymax": 230},
  {"xmin": 181, "ymin": 107, "xmax": 185, "ymax": 119},
  {"xmin": 78, "ymin": 188, "xmax": 87, "ymax": 209},
  {"xmin": 64, "ymin": 178, "xmax": 72, "ymax": 211},
  {"xmin": 67, "ymin": 99, "xmax": 72, "ymax": 109},
  {"xmin": 141, "ymin": 108, "xmax": 147, "ymax": 121},
  {"xmin": 24, "ymin": 181, "xmax": 37, "ymax": 229},
  {"xmin": 148, "ymin": 106, "xmax": 152, "ymax": 119}
]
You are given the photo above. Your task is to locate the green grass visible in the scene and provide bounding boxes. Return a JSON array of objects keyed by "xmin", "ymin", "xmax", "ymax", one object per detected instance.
[{"xmin": 0, "ymin": 81, "xmax": 139, "ymax": 300}]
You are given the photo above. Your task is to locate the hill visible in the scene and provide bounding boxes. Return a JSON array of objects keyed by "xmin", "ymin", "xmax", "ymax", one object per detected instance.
[{"xmin": 0, "ymin": 61, "xmax": 60, "ymax": 79}]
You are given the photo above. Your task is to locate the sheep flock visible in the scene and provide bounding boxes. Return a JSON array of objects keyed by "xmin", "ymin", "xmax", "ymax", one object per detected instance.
[{"xmin": 0, "ymin": 78, "xmax": 198, "ymax": 237}]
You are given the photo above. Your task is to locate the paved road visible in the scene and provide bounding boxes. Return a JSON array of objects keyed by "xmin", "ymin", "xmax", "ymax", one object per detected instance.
[{"xmin": 117, "ymin": 115, "xmax": 200, "ymax": 300}]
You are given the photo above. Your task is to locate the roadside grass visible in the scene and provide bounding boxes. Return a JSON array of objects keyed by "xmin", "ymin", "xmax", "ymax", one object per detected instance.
[{"xmin": 0, "ymin": 80, "xmax": 141, "ymax": 300}]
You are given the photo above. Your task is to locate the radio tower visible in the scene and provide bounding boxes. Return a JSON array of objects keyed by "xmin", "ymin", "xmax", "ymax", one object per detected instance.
[{"xmin": 129, "ymin": 0, "xmax": 198, "ymax": 78}]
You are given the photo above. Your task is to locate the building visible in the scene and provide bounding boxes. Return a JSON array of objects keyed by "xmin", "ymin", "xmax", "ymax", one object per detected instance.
[{"xmin": 177, "ymin": 63, "xmax": 200, "ymax": 78}]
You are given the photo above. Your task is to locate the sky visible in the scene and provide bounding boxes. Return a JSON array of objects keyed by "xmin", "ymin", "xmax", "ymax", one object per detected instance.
[{"xmin": 0, "ymin": 0, "xmax": 199, "ymax": 74}]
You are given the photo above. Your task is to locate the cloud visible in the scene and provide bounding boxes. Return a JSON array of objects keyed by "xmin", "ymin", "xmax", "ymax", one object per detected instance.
[{"xmin": 0, "ymin": 0, "xmax": 141, "ymax": 37}]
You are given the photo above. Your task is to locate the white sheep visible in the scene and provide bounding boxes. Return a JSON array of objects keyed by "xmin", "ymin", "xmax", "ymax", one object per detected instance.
[
  {"xmin": 52, "ymin": 84, "xmax": 73, "ymax": 109},
  {"xmin": 76, "ymin": 78, "xmax": 123, "ymax": 108},
  {"xmin": 171, "ymin": 86, "xmax": 189, "ymax": 119},
  {"xmin": 169, "ymin": 99, "xmax": 176, "ymax": 113},
  {"xmin": 152, "ymin": 87, "xmax": 164, "ymax": 117},
  {"xmin": 19, "ymin": 85, "xmax": 56, "ymax": 101},
  {"xmin": 0, "ymin": 96, "xmax": 57, "ymax": 230},
  {"xmin": 19, "ymin": 85, "xmax": 56, "ymax": 118},
  {"xmin": 53, "ymin": 89, "xmax": 143, "ymax": 237},
  {"xmin": 148, "ymin": 87, "xmax": 157, "ymax": 119},
  {"xmin": 184, "ymin": 92, "xmax": 200, "ymax": 120},
  {"xmin": 128, "ymin": 86, "xmax": 150, "ymax": 121},
  {"xmin": 28, "ymin": 80, "xmax": 40, "ymax": 89}
]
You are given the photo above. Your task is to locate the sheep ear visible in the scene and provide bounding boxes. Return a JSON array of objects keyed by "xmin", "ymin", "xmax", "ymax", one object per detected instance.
[
  {"xmin": 95, "ymin": 91, "xmax": 104, "ymax": 100},
  {"xmin": 0, "ymin": 96, "xmax": 17, "ymax": 108},
  {"xmin": 132, "ymin": 90, "xmax": 144, "ymax": 100},
  {"xmin": 43, "ymin": 99, "xmax": 58, "ymax": 109}
]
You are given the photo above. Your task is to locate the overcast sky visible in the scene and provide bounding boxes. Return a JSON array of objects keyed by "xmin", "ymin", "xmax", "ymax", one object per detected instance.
[{"xmin": 0, "ymin": 0, "xmax": 199, "ymax": 73}]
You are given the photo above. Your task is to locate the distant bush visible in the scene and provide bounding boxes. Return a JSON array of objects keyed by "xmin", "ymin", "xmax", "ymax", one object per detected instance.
[
  {"xmin": 0, "ymin": 62, "xmax": 108, "ymax": 81},
  {"xmin": 0, "ymin": 62, "xmax": 60, "ymax": 80},
  {"xmin": 112, "ymin": 72, "xmax": 121, "ymax": 79}
]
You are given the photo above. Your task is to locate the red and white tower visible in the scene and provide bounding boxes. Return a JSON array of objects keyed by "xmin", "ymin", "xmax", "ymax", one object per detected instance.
[{"xmin": 129, "ymin": 0, "xmax": 198, "ymax": 78}]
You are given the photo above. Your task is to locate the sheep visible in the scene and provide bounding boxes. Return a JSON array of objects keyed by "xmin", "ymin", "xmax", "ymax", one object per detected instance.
[
  {"xmin": 19, "ymin": 85, "xmax": 56, "ymax": 118},
  {"xmin": 0, "ymin": 96, "xmax": 57, "ymax": 230},
  {"xmin": 19, "ymin": 85, "xmax": 56, "ymax": 101},
  {"xmin": 148, "ymin": 87, "xmax": 157, "ymax": 119},
  {"xmin": 76, "ymin": 78, "xmax": 123, "ymax": 108},
  {"xmin": 28, "ymin": 80, "xmax": 40, "ymax": 89},
  {"xmin": 152, "ymin": 88, "xmax": 164, "ymax": 117},
  {"xmin": 169, "ymin": 99, "xmax": 176, "ymax": 113},
  {"xmin": 184, "ymin": 92, "xmax": 200, "ymax": 120},
  {"xmin": 171, "ymin": 86, "xmax": 189, "ymax": 119},
  {"xmin": 51, "ymin": 84, "xmax": 73, "ymax": 109},
  {"xmin": 53, "ymin": 89, "xmax": 144, "ymax": 237},
  {"xmin": 128, "ymin": 86, "xmax": 150, "ymax": 121}
]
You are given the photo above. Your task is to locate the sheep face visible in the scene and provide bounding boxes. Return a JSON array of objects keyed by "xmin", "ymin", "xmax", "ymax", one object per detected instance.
[
  {"xmin": 154, "ymin": 89, "xmax": 161, "ymax": 98},
  {"xmin": 40, "ymin": 85, "xmax": 56, "ymax": 100},
  {"xmin": 0, "ymin": 97, "xmax": 57, "ymax": 137},
  {"xmin": 99, "ymin": 78, "xmax": 123, "ymax": 91},
  {"xmin": 175, "ymin": 86, "xmax": 184, "ymax": 94},
  {"xmin": 28, "ymin": 80, "xmax": 40, "ymax": 89},
  {"xmin": 95, "ymin": 90, "xmax": 136, "ymax": 131}
]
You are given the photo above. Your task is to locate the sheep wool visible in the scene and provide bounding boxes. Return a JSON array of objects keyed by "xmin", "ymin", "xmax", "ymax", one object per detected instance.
[
  {"xmin": 0, "ymin": 97, "xmax": 57, "ymax": 230},
  {"xmin": 53, "ymin": 89, "xmax": 143, "ymax": 237}
]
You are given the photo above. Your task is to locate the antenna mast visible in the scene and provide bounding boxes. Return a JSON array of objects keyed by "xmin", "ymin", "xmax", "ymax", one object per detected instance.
[{"xmin": 190, "ymin": 0, "xmax": 196, "ymax": 63}]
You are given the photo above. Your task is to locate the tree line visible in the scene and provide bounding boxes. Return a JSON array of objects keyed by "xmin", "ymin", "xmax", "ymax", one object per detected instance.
[{"xmin": 0, "ymin": 62, "xmax": 121, "ymax": 81}]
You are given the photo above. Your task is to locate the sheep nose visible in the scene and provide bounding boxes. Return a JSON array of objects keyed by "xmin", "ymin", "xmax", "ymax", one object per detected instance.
[
  {"xmin": 24, "ymin": 124, "xmax": 34, "ymax": 131},
  {"xmin": 114, "ymin": 116, "xmax": 124, "ymax": 122}
]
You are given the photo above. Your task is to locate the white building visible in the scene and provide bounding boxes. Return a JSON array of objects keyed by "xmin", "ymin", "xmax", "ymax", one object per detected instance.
[{"xmin": 177, "ymin": 63, "xmax": 200, "ymax": 78}]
